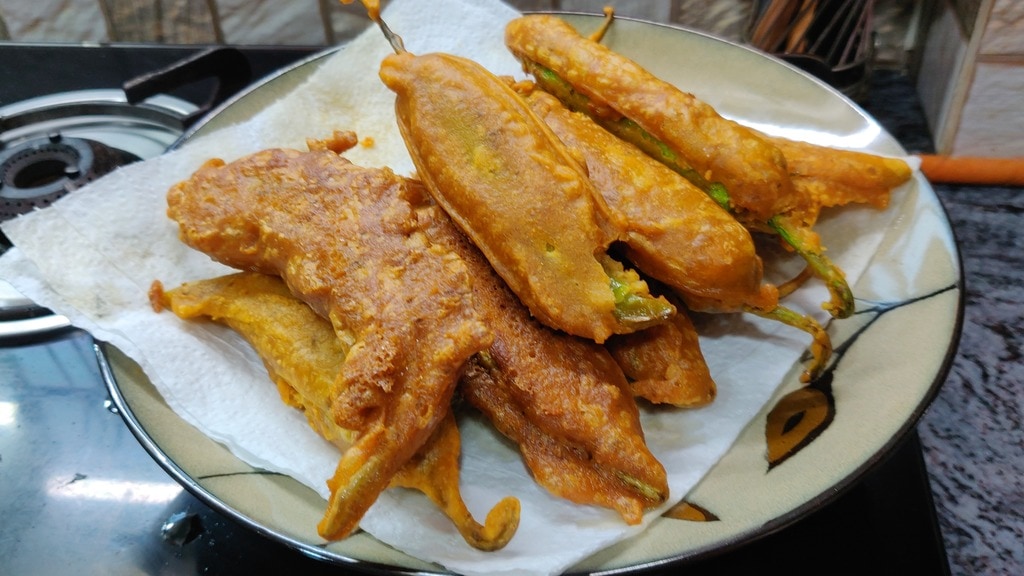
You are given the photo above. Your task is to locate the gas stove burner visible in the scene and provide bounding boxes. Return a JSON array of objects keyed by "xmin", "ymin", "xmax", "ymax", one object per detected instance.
[
  {"xmin": 0, "ymin": 133, "xmax": 141, "ymax": 221},
  {"xmin": 0, "ymin": 48, "xmax": 255, "ymax": 339},
  {"xmin": 0, "ymin": 89, "xmax": 196, "ymax": 337},
  {"xmin": 0, "ymin": 89, "xmax": 196, "ymax": 160}
]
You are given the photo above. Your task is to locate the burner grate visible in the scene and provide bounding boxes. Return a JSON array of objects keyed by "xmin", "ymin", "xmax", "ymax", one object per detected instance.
[
  {"xmin": 0, "ymin": 47, "xmax": 260, "ymax": 338},
  {"xmin": 0, "ymin": 90, "xmax": 194, "ymax": 337},
  {"xmin": 0, "ymin": 133, "xmax": 141, "ymax": 221}
]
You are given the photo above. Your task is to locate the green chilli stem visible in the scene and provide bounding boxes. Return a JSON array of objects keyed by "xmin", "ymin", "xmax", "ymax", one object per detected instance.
[
  {"xmin": 608, "ymin": 274, "xmax": 675, "ymax": 327},
  {"xmin": 769, "ymin": 216, "xmax": 854, "ymax": 318},
  {"xmin": 527, "ymin": 60, "xmax": 854, "ymax": 318},
  {"xmin": 747, "ymin": 303, "xmax": 832, "ymax": 383}
]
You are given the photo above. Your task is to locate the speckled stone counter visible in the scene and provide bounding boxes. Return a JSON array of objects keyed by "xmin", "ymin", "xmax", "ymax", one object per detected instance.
[
  {"xmin": 919, "ymin": 185, "xmax": 1024, "ymax": 575},
  {"xmin": 863, "ymin": 71, "xmax": 1024, "ymax": 576}
]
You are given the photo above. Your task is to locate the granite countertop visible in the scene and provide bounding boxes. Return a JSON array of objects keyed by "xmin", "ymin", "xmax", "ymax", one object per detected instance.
[{"xmin": 863, "ymin": 71, "xmax": 1024, "ymax": 576}]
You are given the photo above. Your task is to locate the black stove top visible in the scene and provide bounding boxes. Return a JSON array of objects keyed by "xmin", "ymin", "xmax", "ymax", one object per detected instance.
[{"xmin": 0, "ymin": 43, "xmax": 951, "ymax": 575}]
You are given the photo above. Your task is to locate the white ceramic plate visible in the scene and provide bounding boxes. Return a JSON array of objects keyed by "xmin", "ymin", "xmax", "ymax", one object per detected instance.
[{"xmin": 104, "ymin": 13, "xmax": 962, "ymax": 574}]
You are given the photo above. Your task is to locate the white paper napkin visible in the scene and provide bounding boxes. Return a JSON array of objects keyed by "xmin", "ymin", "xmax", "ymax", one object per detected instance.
[{"xmin": 0, "ymin": 1, "xmax": 906, "ymax": 574}]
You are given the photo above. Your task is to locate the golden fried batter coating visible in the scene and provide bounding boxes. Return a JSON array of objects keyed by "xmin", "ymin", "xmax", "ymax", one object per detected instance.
[
  {"xmin": 506, "ymin": 13, "xmax": 911, "ymax": 322},
  {"xmin": 390, "ymin": 411, "xmax": 520, "ymax": 551},
  {"xmin": 606, "ymin": 311, "xmax": 716, "ymax": 408},
  {"xmin": 505, "ymin": 14, "xmax": 802, "ymax": 224},
  {"xmin": 152, "ymin": 272, "xmax": 519, "ymax": 551},
  {"xmin": 150, "ymin": 273, "xmax": 352, "ymax": 445},
  {"xmin": 523, "ymin": 87, "xmax": 778, "ymax": 314},
  {"xmin": 165, "ymin": 136, "xmax": 492, "ymax": 541},
  {"xmin": 762, "ymin": 133, "xmax": 913, "ymax": 226},
  {"xmin": 412, "ymin": 194, "xmax": 669, "ymax": 524},
  {"xmin": 379, "ymin": 50, "xmax": 673, "ymax": 343}
]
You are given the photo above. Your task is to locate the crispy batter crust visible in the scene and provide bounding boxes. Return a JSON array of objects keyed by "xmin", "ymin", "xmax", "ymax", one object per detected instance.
[
  {"xmin": 524, "ymin": 87, "xmax": 778, "ymax": 313},
  {"xmin": 166, "ymin": 141, "xmax": 491, "ymax": 540},
  {"xmin": 380, "ymin": 51, "xmax": 628, "ymax": 343},
  {"xmin": 155, "ymin": 272, "xmax": 519, "ymax": 551},
  {"xmin": 764, "ymin": 133, "xmax": 912, "ymax": 226},
  {"xmin": 413, "ymin": 195, "xmax": 669, "ymax": 523},
  {"xmin": 151, "ymin": 273, "xmax": 354, "ymax": 446},
  {"xmin": 607, "ymin": 311, "xmax": 716, "ymax": 408},
  {"xmin": 506, "ymin": 14, "xmax": 800, "ymax": 223}
]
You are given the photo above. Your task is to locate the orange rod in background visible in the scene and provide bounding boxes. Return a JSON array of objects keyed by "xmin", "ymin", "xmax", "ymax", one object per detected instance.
[{"xmin": 916, "ymin": 155, "xmax": 1024, "ymax": 187}]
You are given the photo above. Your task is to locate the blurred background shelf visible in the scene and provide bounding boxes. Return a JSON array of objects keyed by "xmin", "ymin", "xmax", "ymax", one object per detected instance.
[
  {"xmin": 917, "ymin": 0, "xmax": 1024, "ymax": 157},
  {"xmin": 16, "ymin": 0, "xmax": 1019, "ymax": 158},
  {"xmin": 0, "ymin": 0, "xmax": 944, "ymax": 143},
  {"xmin": 0, "ymin": 0, "xmax": 918, "ymax": 67}
]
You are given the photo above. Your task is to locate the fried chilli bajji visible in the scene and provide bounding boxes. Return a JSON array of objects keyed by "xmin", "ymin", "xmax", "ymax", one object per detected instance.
[
  {"xmin": 606, "ymin": 310, "xmax": 716, "ymax": 408},
  {"xmin": 151, "ymin": 273, "xmax": 352, "ymax": 443},
  {"xmin": 505, "ymin": 14, "xmax": 799, "ymax": 224},
  {"xmin": 166, "ymin": 134, "xmax": 492, "ymax": 541},
  {"xmin": 377, "ymin": 42, "xmax": 673, "ymax": 343},
  {"xmin": 761, "ymin": 133, "xmax": 913, "ymax": 226},
  {"xmin": 389, "ymin": 410, "xmax": 521, "ymax": 550},
  {"xmin": 462, "ymin": 355, "xmax": 665, "ymax": 523},
  {"xmin": 521, "ymin": 86, "xmax": 775, "ymax": 314},
  {"xmin": 151, "ymin": 272, "xmax": 520, "ymax": 550},
  {"xmin": 410, "ymin": 186, "xmax": 669, "ymax": 524},
  {"xmin": 521, "ymin": 85, "xmax": 829, "ymax": 382},
  {"xmin": 505, "ymin": 13, "xmax": 865, "ymax": 319}
]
